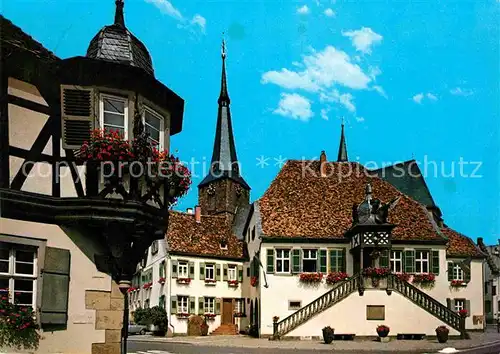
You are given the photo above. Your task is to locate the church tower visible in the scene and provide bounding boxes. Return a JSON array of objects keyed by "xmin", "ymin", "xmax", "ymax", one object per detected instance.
[{"xmin": 198, "ymin": 39, "xmax": 250, "ymax": 221}]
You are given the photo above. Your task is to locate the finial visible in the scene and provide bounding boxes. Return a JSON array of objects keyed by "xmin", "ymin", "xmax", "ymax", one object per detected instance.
[
  {"xmin": 221, "ymin": 33, "xmax": 227, "ymax": 60},
  {"xmin": 341, "ymin": 116, "xmax": 345, "ymax": 125},
  {"xmin": 114, "ymin": 0, "xmax": 125, "ymax": 27}
]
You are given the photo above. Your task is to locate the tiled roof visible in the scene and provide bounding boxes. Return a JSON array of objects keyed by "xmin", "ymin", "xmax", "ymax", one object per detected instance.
[
  {"xmin": 258, "ymin": 160, "xmax": 443, "ymax": 241},
  {"xmin": 0, "ymin": 16, "xmax": 59, "ymax": 61},
  {"xmin": 443, "ymin": 227, "xmax": 485, "ymax": 258},
  {"xmin": 166, "ymin": 211, "xmax": 246, "ymax": 260}
]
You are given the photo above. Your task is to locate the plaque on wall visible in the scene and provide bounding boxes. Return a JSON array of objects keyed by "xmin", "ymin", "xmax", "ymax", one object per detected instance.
[{"xmin": 366, "ymin": 305, "xmax": 385, "ymax": 320}]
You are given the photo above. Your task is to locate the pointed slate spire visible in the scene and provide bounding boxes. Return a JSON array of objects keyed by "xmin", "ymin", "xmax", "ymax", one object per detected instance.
[
  {"xmin": 337, "ymin": 122, "xmax": 348, "ymax": 162},
  {"xmin": 114, "ymin": 0, "xmax": 125, "ymax": 27},
  {"xmin": 199, "ymin": 38, "xmax": 249, "ymax": 190}
]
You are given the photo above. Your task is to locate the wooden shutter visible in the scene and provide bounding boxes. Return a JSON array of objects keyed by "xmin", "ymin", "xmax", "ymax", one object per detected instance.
[
  {"xmin": 60, "ymin": 85, "xmax": 95, "ymax": 149},
  {"xmin": 215, "ymin": 298, "xmax": 221, "ymax": 315},
  {"xmin": 198, "ymin": 297, "xmax": 205, "ymax": 315},
  {"xmin": 171, "ymin": 260, "xmax": 178, "ymax": 278},
  {"xmin": 464, "ymin": 266, "xmax": 471, "ymax": 283},
  {"xmin": 266, "ymin": 249, "xmax": 274, "ymax": 273},
  {"xmin": 404, "ymin": 250, "xmax": 415, "ymax": 273},
  {"xmin": 446, "ymin": 298, "xmax": 451, "ymax": 309},
  {"xmin": 159, "ymin": 295, "xmax": 165, "ymax": 309},
  {"xmin": 465, "ymin": 300, "xmax": 471, "ymax": 317},
  {"xmin": 238, "ymin": 265, "xmax": 243, "ymax": 282},
  {"xmin": 341, "ymin": 248, "xmax": 347, "ymax": 272},
  {"xmin": 329, "ymin": 250, "xmax": 336, "ymax": 272},
  {"xmin": 40, "ymin": 247, "xmax": 70, "ymax": 327},
  {"xmin": 319, "ymin": 249, "xmax": 327, "ymax": 273},
  {"xmin": 199, "ymin": 262, "xmax": 205, "ymax": 280},
  {"xmin": 292, "ymin": 249, "xmax": 301, "ymax": 274},
  {"xmin": 216, "ymin": 264, "xmax": 221, "ymax": 281},
  {"xmin": 188, "ymin": 261, "xmax": 195, "ymax": 279},
  {"xmin": 431, "ymin": 251, "xmax": 440, "ymax": 275},
  {"xmin": 189, "ymin": 296, "xmax": 196, "ymax": 314},
  {"xmin": 223, "ymin": 264, "xmax": 228, "ymax": 281},
  {"xmin": 379, "ymin": 249, "xmax": 389, "ymax": 268},
  {"xmin": 448, "ymin": 262, "xmax": 454, "ymax": 281},
  {"xmin": 171, "ymin": 296, "xmax": 177, "ymax": 314}
]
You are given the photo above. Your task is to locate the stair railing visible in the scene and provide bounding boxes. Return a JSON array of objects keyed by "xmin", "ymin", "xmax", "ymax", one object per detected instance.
[{"xmin": 272, "ymin": 274, "xmax": 359, "ymax": 340}]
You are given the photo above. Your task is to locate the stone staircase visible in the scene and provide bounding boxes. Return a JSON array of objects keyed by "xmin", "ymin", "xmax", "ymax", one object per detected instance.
[{"xmin": 211, "ymin": 324, "xmax": 239, "ymax": 335}]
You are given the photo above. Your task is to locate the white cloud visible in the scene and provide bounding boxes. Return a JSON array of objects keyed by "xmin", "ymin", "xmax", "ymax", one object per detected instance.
[
  {"xmin": 320, "ymin": 89, "xmax": 356, "ymax": 112},
  {"xmin": 450, "ymin": 87, "xmax": 474, "ymax": 96},
  {"xmin": 372, "ymin": 85, "xmax": 387, "ymax": 98},
  {"xmin": 342, "ymin": 27, "xmax": 383, "ymax": 54},
  {"xmin": 356, "ymin": 116, "xmax": 365, "ymax": 122},
  {"xmin": 273, "ymin": 93, "xmax": 313, "ymax": 121},
  {"xmin": 145, "ymin": 0, "xmax": 206, "ymax": 33},
  {"xmin": 413, "ymin": 92, "xmax": 438, "ymax": 104},
  {"xmin": 324, "ymin": 8, "xmax": 335, "ymax": 17},
  {"xmin": 320, "ymin": 108, "xmax": 329, "ymax": 120},
  {"xmin": 190, "ymin": 14, "xmax": 206, "ymax": 32},
  {"xmin": 297, "ymin": 5, "xmax": 310, "ymax": 14}
]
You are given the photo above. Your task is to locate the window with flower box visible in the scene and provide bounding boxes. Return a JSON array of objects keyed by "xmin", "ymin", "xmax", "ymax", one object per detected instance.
[
  {"xmin": 390, "ymin": 250, "xmax": 402, "ymax": 273},
  {"xmin": 329, "ymin": 249, "xmax": 345, "ymax": 272},
  {"xmin": 235, "ymin": 298, "xmax": 246, "ymax": 316},
  {"xmin": 205, "ymin": 264, "xmax": 215, "ymax": 281},
  {"xmin": 275, "ymin": 249, "xmax": 290, "ymax": 273},
  {"xmin": 228, "ymin": 265, "xmax": 237, "ymax": 281},
  {"xmin": 415, "ymin": 251, "xmax": 429, "ymax": 273},
  {"xmin": 178, "ymin": 296, "xmax": 189, "ymax": 314},
  {"xmin": 99, "ymin": 94, "xmax": 128, "ymax": 138},
  {"xmin": 178, "ymin": 262, "xmax": 188, "ymax": 278},
  {"xmin": 204, "ymin": 297, "xmax": 215, "ymax": 314},
  {"xmin": 452, "ymin": 264, "xmax": 464, "ymax": 281},
  {"xmin": 454, "ymin": 299, "xmax": 465, "ymax": 312},
  {"xmin": 302, "ymin": 249, "xmax": 317, "ymax": 272}
]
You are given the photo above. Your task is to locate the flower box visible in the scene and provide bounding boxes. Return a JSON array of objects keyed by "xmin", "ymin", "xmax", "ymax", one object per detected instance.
[
  {"xmin": 176, "ymin": 313, "xmax": 190, "ymax": 319},
  {"xmin": 142, "ymin": 282, "xmax": 153, "ymax": 290},
  {"xmin": 158, "ymin": 277, "xmax": 166, "ymax": 285},
  {"xmin": 363, "ymin": 267, "xmax": 391, "ymax": 278},
  {"xmin": 326, "ymin": 272, "xmax": 349, "ymax": 285},
  {"xmin": 412, "ymin": 273, "xmax": 436, "ymax": 288},
  {"xmin": 176, "ymin": 278, "xmax": 191, "ymax": 284},
  {"xmin": 204, "ymin": 313, "xmax": 216, "ymax": 320},
  {"xmin": 204, "ymin": 279, "xmax": 217, "ymax": 286},
  {"xmin": 228, "ymin": 280, "xmax": 239, "ymax": 287},
  {"xmin": 450, "ymin": 280, "xmax": 467, "ymax": 287},
  {"xmin": 396, "ymin": 273, "xmax": 411, "ymax": 282},
  {"xmin": 299, "ymin": 272, "xmax": 323, "ymax": 283},
  {"xmin": 250, "ymin": 276, "xmax": 258, "ymax": 287}
]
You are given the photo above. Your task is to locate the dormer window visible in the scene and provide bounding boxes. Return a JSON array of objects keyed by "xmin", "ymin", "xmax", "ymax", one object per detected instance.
[
  {"xmin": 220, "ymin": 240, "xmax": 228, "ymax": 250},
  {"xmin": 99, "ymin": 94, "xmax": 129, "ymax": 138}
]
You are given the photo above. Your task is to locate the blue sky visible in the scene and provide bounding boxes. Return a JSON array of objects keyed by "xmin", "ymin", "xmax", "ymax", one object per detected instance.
[{"xmin": 2, "ymin": 0, "xmax": 499, "ymax": 243}]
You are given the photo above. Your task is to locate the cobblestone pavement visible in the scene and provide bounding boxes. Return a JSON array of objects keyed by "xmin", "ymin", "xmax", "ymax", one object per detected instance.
[{"xmin": 129, "ymin": 326, "xmax": 500, "ymax": 353}]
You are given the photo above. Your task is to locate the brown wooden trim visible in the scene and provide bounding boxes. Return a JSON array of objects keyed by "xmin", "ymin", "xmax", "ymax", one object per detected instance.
[
  {"xmin": 0, "ymin": 69, "xmax": 9, "ymax": 189},
  {"xmin": 8, "ymin": 94, "xmax": 51, "ymax": 115}
]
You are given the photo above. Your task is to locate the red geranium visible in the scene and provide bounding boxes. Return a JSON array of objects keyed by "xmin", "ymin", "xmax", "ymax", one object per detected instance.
[
  {"xmin": 299, "ymin": 272, "xmax": 323, "ymax": 283},
  {"xmin": 363, "ymin": 267, "xmax": 391, "ymax": 278},
  {"xmin": 326, "ymin": 272, "xmax": 349, "ymax": 285}
]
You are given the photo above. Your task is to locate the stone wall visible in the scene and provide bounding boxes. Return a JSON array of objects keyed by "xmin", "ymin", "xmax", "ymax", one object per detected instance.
[
  {"xmin": 198, "ymin": 178, "xmax": 250, "ymax": 219},
  {"xmin": 86, "ymin": 282, "xmax": 124, "ymax": 354}
]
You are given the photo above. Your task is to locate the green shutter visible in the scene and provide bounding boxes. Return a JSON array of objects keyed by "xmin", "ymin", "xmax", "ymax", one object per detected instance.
[
  {"xmin": 266, "ymin": 249, "xmax": 274, "ymax": 273},
  {"xmin": 189, "ymin": 261, "xmax": 195, "ymax": 279},
  {"xmin": 292, "ymin": 249, "xmax": 301, "ymax": 274},
  {"xmin": 200, "ymin": 262, "xmax": 205, "ymax": 280},
  {"xmin": 216, "ymin": 264, "xmax": 221, "ymax": 281},
  {"xmin": 379, "ymin": 249, "xmax": 389, "ymax": 268},
  {"xmin": 159, "ymin": 295, "xmax": 165, "ymax": 309},
  {"xmin": 238, "ymin": 265, "xmax": 243, "ymax": 282},
  {"xmin": 189, "ymin": 296, "xmax": 196, "ymax": 314},
  {"xmin": 319, "ymin": 249, "xmax": 327, "ymax": 273},
  {"xmin": 41, "ymin": 247, "xmax": 71, "ymax": 327},
  {"xmin": 446, "ymin": 298, "xmax": 451, "ymax": 309},
  {"xmin": 215, "ymin": 298, "xmax": 221, "ymax": 315},
  {"xmin": 172, "ymin": 260, "xmax": 178, "ymax": 278},
  {"xmin": 341, "ymin": 249, "xmax": 347, "ymax": 272},
  {"xmin": 464, "ymin": 267, "xmax": 471, "ymax": 283},
  {"xmin": 171, "ymin": 296, "xmax": 177, "ymax": 314},
  {"xmin": 223, "ymin": 264, "xmax": 228, "ymax": 281},
  {"xmin": 329, "ymin": 250, "xmax": 337, "ymax": 272},
  {"xmin": 431, "ymin": 251, "xmax": 440, "ymax": 275},
  {"xmin": 448, "ymin": 262, "xmax": 454, "ymax": 281},
  {"xmin": 198, "ymin": 297, "xmax": 205, "ymax": 315},
  {"xmin": 404, "ymin": 250, "xmax": 415, "ymax": 273}
]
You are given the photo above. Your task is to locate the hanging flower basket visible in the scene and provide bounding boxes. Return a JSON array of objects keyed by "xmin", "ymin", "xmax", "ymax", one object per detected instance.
[
  {"xmin": 176, "ymin": 278, "xmax": 191, "ymax": 284},
  {"xmin": 250, "ymin": 276, "xmax": 258, "ymax": 287},
  {"xmin": 158, "ymin": 277, "xmax": 166, "ymax": 285},
  {"xmin": 299, "ymin": 272, "xmax": 323, "ymax": 283},
  {"xmin": 412, "ymin": 273, "xmax": 436, "ymax": 288},
  {"xmin": 326, "ymin": 272, "xmax": 349, "ymax": 285}
]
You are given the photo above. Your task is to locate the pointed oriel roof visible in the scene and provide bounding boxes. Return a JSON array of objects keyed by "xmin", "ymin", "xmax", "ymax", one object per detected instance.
[
  {"xmin": 199, "ymin": 39, "xmax": 250, "ymax": 190},
  {"xmin": 337, "ymin": 123, "xmax": 348, "ymax": 162}
]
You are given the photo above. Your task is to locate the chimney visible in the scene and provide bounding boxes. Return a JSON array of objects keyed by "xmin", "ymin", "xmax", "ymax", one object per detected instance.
[
  {"xmin": 320, "ymin": 151, "xmax": 327, "ymax": 177},
  {"xmin": 195, "ymin": 205, "xmax": 201, "ymax": 223},
  {"xmin": 186, "ymin": 208, "xmax": 194, "ymax": 215}
]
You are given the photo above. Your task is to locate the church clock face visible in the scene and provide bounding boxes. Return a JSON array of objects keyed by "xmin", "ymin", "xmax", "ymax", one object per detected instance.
[
  {"xmin": 235, "ymin": 184, "xmax": 242, "ymax": 197},
  {"xmin": 207, "ymin": 183, "xmax": 216, "ymax": 196}
]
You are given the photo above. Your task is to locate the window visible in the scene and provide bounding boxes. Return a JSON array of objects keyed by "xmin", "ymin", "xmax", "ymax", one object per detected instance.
[
  {"xmin": 235, "ymin": 298, "xmax": 245, "ymax": 314},
  {"xmin": 228, "ymin": 265, "xmax": 237, "ymax": 281},
  {"xmin": 329, "ymin": 249, "xmax": 343, "ymax": 272},
  {"xmin": 143, "ymin": 107, "xmax": 164, "ymax": 149},
  {"xmin": 415, "ymin": 251, "xmax": 429, "ymax": 273},
  {"xmin": 302, "ymin": 249, "xmax": 317, "ymax": 272},
  {"xmin": 289, "ymin": 301, "xmax": 301, "ymax": 310},
  {"xmin": 493, "ymin": 286, "xmax": 497, "ymax": 296},
  {"xmin": 452, "ymin": 264, "xmax": 464, "ymax": 281},
  {"xmin": 454, "ymin": 299, "xmax": 465, "ymax": 312},
  {"xmin": 178, "ymin": 262, "xmax": 188, "ymax": 278},
  {"xmin": 178, "ymin": 296, "xmax": 189, "ymax": 314},
  {"xmin": 390, "ymin": 250, "xmax": 403, "ymax": 273},
  {"xmin": 275, "ymin": 249, "xmax": 290, "ymax": 273},
  {"xmin": 100, "ymin": 94, "xmax": 128, "ymax": 138},
  {"xmin": 0, "ymin": 243, "xmax": 37, "ymax": 308},
  {"xmin": 204, "ymin": 297, "xmax": 215, "ymax": 314},
  {"xmin": 205, "ymin": 264, "xmax": 215, "ymax": 281}
]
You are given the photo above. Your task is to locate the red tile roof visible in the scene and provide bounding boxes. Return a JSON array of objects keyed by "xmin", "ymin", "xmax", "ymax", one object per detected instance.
[
  {"xmin": 258, "ymin": 160, "xmax": 443, "ymax": 241},
  {"xmin": 442, "ymin": 227, "xmax": 485, "ymax": 258},
  {"xmin": 166, "ymin": 211, "xmax": 246, "ymax": 260}
]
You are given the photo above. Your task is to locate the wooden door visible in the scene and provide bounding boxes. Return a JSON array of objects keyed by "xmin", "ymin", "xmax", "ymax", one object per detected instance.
[{"xmin": 222, "ymin": 298, "xmax": 233, "ymax": 324}]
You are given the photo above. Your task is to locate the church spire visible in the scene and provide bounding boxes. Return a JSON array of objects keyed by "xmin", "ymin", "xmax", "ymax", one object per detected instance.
[
  {"xmin": 198, "ymin": 38, "xmax": 250, "ymax": 191},
  {"xmin": 114, "ymin": 0, "xmax": 125, "ymax": 27},
  {"xmin": 337, "ymin": 122, "xmax": 348, "ymax": 162}
]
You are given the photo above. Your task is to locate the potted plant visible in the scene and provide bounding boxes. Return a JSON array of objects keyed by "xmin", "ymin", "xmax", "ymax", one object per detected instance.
[
  {"xmin": 435, "ymin": 326, "xmax": 449, "ymax": 343},
  {"xmin": 148, "ymin": 306, "xmax": 168, "ymax": 336},
  {"xmin": 322, "ymin": 326, "xmax": 335, "ymax": 344},
  {"xmin": 376, "ymin": 324, "xmax": 390, "ymax": 338},
  {"xmin": 458, "ymin": 309, "xmax": 468, "ymax": 317}
]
